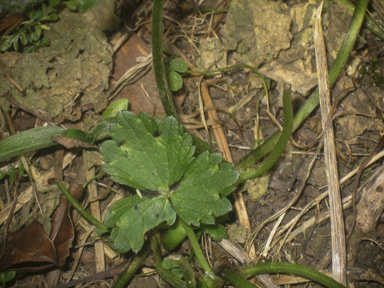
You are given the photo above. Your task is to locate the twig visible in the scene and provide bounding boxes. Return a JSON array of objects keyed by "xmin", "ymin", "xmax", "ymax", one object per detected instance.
[
  {"xmin": 0, "ymin": 60, "xmax": 23, "ymax": 92},
  {"xmin": 4, "ymin": 94, "xmax": 53, "ymax": 123}
]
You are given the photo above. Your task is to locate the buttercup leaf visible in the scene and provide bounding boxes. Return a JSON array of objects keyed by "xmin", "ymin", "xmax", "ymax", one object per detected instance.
[
  {"xmin": 100, "ymin": 112, "xmax": 239, "ymax": 253},
  {"xmin": 100, "ymin": 111, "xmax": 194, "ymax": 193}
]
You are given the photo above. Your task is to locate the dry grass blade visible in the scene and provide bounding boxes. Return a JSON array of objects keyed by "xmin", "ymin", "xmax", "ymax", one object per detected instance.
[
  {"xmin": 83, "ymin": 150, "xmax": 105, "ymax": 273},
  {"xmin": 314, "ymin": 3, "xmax": 347, "ymax": 284}
]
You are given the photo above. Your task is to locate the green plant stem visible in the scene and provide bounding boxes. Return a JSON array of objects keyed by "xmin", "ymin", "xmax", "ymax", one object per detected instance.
[
  {"xmin": 187, "ymin": 230, "xmax": 202, "ymax": 262},
  {"xmin": 219, "ymin": 267, "xmax": 260, "ymax": 288},
  {"xmin": 235, "ymin": 84, "xmax": 293, "ymax": 184},
  {"xmin": 56, "ymin": 181, "xmax": 108, "ymax": 230},
  {"xmin": 241, "ymin": 262, "xmax": 346, "ymax": 288},
  {"xmin": 151, "ymin": 0, "xmax": 214, "ymax": 155},
  {"xmin": 82, "ymin": 173, "xmax": 106, "ymax": 189},
  {"xmin": 112, "ymin": 241, "xmax": 152, "ymax": 288},
  {"xmin": 180, "ymin": 220, "xmax": 224, "ymax": 287},
  {"xmin": 332, "ymin": 0, "xmax": 384, "ymax": 41},
  {"xmin": 152, "ymin": 0, "xmax": 180, "ymax": 121},
  {"xmin": 235, "ymin": 0, "xmax": 370, "ymax": 172},
  {"xmin": 180, "ymin": 220, "xmax": 213, "ymax": 274}
]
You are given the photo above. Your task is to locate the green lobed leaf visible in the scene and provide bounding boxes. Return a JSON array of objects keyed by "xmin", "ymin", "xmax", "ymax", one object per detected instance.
[
  {"xmin": 107, "ymin": 196, "xmax": 176, "ymax": 253},
  {"xmin": 100, "ymin": 112, "xmax": 239, "ymax": 253},
  {"xmin": 23, "ymin": 45, "xmax": 36, "ymax": 54},
  {"xmin": 13, "ymin": 38, "xmax": 19, "ymax": 52},
  {"xmin": 34, "ymin": 9, "xmax": 44, "ymax": 20},
  {"xmin": 170, "ymin": 59, "xmax": 188, "ymax": 73},
  {"xmin": 100, "ymin": 111, "xmax": 195, "ymax": 193},
  {"xmin": 167, "ymin": 71, "xmax": 183, "ymax": 91},
  {"xmin": 92, "ymin": 117, "xmax": 115, "ymax": 141},
  {"xmin": 41, "ymin": 36, "xmax": 50, "ymax": 46},
  {"xmin": 170, "ymin": 152, "xmax": 239, "ymax": 226}
]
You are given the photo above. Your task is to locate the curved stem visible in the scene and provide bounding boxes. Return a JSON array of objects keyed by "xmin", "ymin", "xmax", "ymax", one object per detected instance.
[
  {"xmin": 56, "ymin": 181, "xmax": 108, "ymax": 230},
  {"xmin": 180, "ymin": 220, "xmax": 223, "ymax": 288},
  {"xmin": 151, "ymin": 0, "xmax": 214, "ymax": 154},
  {"xmin": 235, "ymin": 84, "xmax": 293, "ymax": 183},
  {"xmin": 241, "ymin": 262, "xmax": 346, "ymax": 288},
  {"xmin": 180, "ymin": 220, "xmax": 213, "ymax": 274},
  {"xmin": 333, "ymin": 0, "xmax": 384, "ymax": 41},
  {"xmin": 235, "ymin": 0, "xmax": 370, "ymax": 171}
]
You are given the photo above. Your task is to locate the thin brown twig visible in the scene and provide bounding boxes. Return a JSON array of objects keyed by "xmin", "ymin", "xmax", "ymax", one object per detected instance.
[
  {"xmin": 4, "ymin": 94, "xmax": 53, "ymax": 123},
  {"xmin": 0, "ymin": 60, "xmax": 23, "ymax": 92}
]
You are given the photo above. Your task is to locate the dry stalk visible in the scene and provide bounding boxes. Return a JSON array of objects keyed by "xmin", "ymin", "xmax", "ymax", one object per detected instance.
[{"xmin": 314, "ymin": 3, "xmax": 347, "ymax": 284}]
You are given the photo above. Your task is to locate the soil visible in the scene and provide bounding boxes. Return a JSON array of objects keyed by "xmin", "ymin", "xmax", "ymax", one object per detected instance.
[{"xmin": 0, "ymin": 0, "xmax": 384, "ymax": 287}]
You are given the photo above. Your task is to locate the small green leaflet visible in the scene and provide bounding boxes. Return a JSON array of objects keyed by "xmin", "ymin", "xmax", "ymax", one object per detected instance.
[
  {"xmin": 169, "ymin": 59, "xmax": 188, "ymax": 73},
  {"xmin": 101, "ymin": 111, "xmax": 239, "ymax": 253}
]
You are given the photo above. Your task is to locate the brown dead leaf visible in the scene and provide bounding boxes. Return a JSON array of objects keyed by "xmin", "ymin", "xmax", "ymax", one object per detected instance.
[
  {"xmin": 51, "ymin": 136, "xmax": 98, "ymax": 149},
  {"xmin": 0, "ymin": 183, "xmax": 84, "ymax": 276}
]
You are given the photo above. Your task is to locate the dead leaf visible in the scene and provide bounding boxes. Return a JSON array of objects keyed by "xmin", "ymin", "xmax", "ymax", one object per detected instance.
[{"xmin": 51, "ymin": 136, "xmax": 98, "ymax": 149}]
